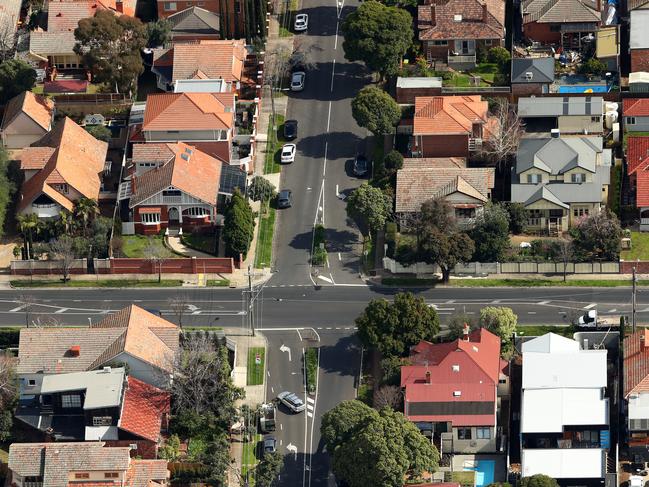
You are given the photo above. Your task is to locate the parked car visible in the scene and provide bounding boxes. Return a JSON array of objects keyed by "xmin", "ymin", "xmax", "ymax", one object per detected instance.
[
  {"xmin": 284, "ymin": 120, "xmax": 298, "ymax": 140},
  {"xmin": 277, "ymin": 391, "xmax": 305, "ymax": 412},
  {"xmin": 281, "ymin": 143, "xmax": 296, "ymax": 163},
  {"xmin": 263, "ymin": 436, "xmax": 277, "ymax": 453},
  {"xmin": 291, "ymin": 71, "xmax": 305, "ymax": 91},
  {"xmin": 277, "ymin": 190, "xmax": 293, "ymax": 209},
  {"xmin": 294, "ymin": 13, "xmax": 308, "ymax": 31},
  {"xmin": 353, "ymin": 154, "xmax": 369, "ymax": 177}
]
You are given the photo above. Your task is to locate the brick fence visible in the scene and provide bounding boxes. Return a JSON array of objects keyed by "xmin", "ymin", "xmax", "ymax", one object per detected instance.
[{"xmin": 620, "ymin": 261, "xmax": 649, "ymax": 274}]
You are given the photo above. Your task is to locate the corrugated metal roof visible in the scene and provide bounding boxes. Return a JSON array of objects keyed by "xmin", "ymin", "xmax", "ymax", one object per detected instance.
[{"xmin": 518, "ymin": 96, "xmax": 604, "ymax": 117}]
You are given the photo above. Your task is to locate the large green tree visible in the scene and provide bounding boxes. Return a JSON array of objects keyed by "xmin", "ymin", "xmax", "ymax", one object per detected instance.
[
  {"xmin": 469, "ymin": 203, "xmax": 510, "ymax": 262},
  {"xmin": 355, "ymin": 292, "xmax": 439, "ymax": 357},
  {"xmin": 74, "ymin": 10, "xmax": 148, "ymax": 93},
  {"xmin": 569, "ymin": 209, "xmax": 622, "ymax": 261},
  {"xmin": 479, "ymin": 306, "xmax": 517, "ymax": 356},
  {"xmin": 247, "ymin": 176, "xmax": 276, "ymax": 202},
  {"xmin": 223, "ymin": 189, "xmax": 254, "ymax": 258},
  {"xmin": 323, "ymin": 401, "xmax": 439, "ymax": 487},
  {"xmin": 0, "ymin": 147, "xmax": 16, "ymax": 238},
  {"xmin": 341, "ymin": 1, "xmax": 413, "ymax": 79},
  {"xmin": 0, "ymin": 59, "xmax": 37, "ymax": 103},
  {"xmin": 146, "ymin": 19, "xmax": 171, "ymax": 47},
  {"xmin": 255, "ymin": 451, "xmax": 284, "ymax": 487},
  {"xmin": 520, "ymin": 475, "xmax": 560, "ymax": 487},
  {"xmin": 346, "ymin": 183, "xmax": 392, "ymax": 235},
  {"xmin": 351, "ymin": 86, "xmax": 401, "ymax": 136},
  {"xmin": 321, "ymin": 399, "xmax": 377, "ymax": 451}
]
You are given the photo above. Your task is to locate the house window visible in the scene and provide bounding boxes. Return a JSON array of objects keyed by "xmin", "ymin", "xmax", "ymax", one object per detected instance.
[
  {"xmin": 105, "ymin": 472, "xmax": 119, "ymax": 479},
  {"xmin": 141, "ymin": 213, "xmax": 161, "ymax": 224},
  {"xmin": 456, "ymin": 208, "xmax": 475, "ymax": 218},
  {"xmin": 433, "ymin": 40, "xmax": 448, "ymax": 46},
  {"xmin": 220, "ymin": 130, "xmax": 228, "ymax": 140},
  {"xmin": 476, "ymin": 427, "xmax": 491, "ymax": 439},
  {"xmin": 93, "ymin": 416, "xmax": 113, "ymax": 426},
  {"xmin": 627, "ymin": 117, "xmax": 636, "ymax": 125},
  {"xmin": 484, "ymin": 39, "xmax": 493, "ymax": 46},
  {"xmin": 573, "ymin": 207, "xmax": 589, "ymax": 217},
  {"xmin": 571, "ymin": 173, "xmax": 586, "ymax": 183},
  {"xmin": 163, "ymin": 189, "xmax": 182, "ymax": 197},
  {"xmin": 499, "ymin": 378, "xmax": 507, "ymax": 384},
  {"xmin": 74, "ymin": 473, "xmax": 90, "ymax": 479},
  {"xmin": 61, "ymin": 394, "xmax": 81, "ymax": 408},
  {"xmin": 458, "ymin": 428, "xmax": 472, "ymax": 440},
  {"xmin": 28, "ymin": 379, "xmax": 36, "ymax": 386},
  {"xmin": 526, "ymin": 174, "xmax": 541, "ymax": 184},
  {"xmin": 591, "ymin": 116, "xmax": 600, "ymax": 122},
  {"xmin": 164, "ymin": 1, "xmax": 177, "ymax": 10},
  {"xmin": 138, "ymin": 162, "xmax": 156, "ymax": 168},
  {"xmin": 185, "ymin": 207, "xmax": 210, "ymax": 217},
  {"xmin": 55, "ymin": 183, "xmax": 69, "ymax": 194},
  {"xmin": 235, "ymin": 0, "xmax": 241, "ymax": 12}
]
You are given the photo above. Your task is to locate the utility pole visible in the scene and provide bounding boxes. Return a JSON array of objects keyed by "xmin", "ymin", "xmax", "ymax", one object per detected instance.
[{"xmin": 633, "ymin": 266, "xmax": 638, "ymax": 333}]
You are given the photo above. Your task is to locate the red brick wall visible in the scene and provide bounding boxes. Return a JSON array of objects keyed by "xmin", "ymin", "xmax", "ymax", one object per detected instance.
[
  {"xmin": 134, "ymin": 206, "xmax": 168, "ymax": 236},
  {"xmin": 632, "ymin": 49, "xmax": 649, "ymax": 73},
  {"xmin": 419, "ymin": 134, "xmax": 469, "ymax": 157},
  {"xmin": 523, "ymin": 22, "xmax": 560, "ymax": 43},
  {"xmin": 106, "ymin": 439, "xmax": 157, "ymax": 459},
  {"xmin": 512, "ymin": 83, "xmax": 547, "ymax": 96},
  {"xmin": 396, "ymin": 86, "xmax": 442, "ymax": 104},
  {"xmin": 110, "ymin": 257, "xmax": 234, "ymax": 274},
  {"xmin": 621, "ymin": 261, "xmax": 649, "ymax": 273},
  {"xmin": 158, "ymin": 0, "xmax": 245, "ymax": 37}
]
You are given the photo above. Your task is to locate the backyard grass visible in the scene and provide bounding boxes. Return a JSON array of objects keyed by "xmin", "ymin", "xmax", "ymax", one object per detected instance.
[
  {"xmin": 11, "ymin": 279, "xmax": 184, "ymax": 288},
  {"xmin": 181, "ymin": 233, "xmax": 217, "ymax": 255},
  {"xmin": 469, "ymin": 62, "xmax": 500, "ymax": 84},
  {"xmin": 121, "ymin": 235, "xmax": 165, "ymax": 258},
  {"xmin": 206, "ymin": 279, "xmax": 231, "ymax": 287},
  {"xmin": 443, "ymin": 72, "xmax": 489, "ymax": 87},
  {"xmin": 304, "ymin": 347, "xmax": 318, "ymax": 393},
  {"xmin": 621, "ymin": 231, "xmax": 649, "ymax": 260},
  {"xmin": 447, "ymin": 471, "xmax": 476, "ymax": 487},
  {"xmin": 381, "ymin": 277, "xmax": 649, "ymax": 287},
  {"xmin": 247, "ymin": 347, "xmax": 266, "ymax": 386},
  {"xmin": 263, "ymin": 114, "xmax": 285, "ymax": 174},
  {"xmin": 255, "ymin": 203, "xmax": 276, "ymax": 269},
  {"xmin": 516, "ymin": 325, "xmax": 574, "ymax": 338}
]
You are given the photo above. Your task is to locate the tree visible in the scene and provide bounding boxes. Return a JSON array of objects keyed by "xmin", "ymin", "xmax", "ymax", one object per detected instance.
[
  {"xmin": 255, "ymin": 451, "xmax": 284, "ymax": 487},
  {"xmin": 579, "ymin": 57, "xmax": 607, "ymax": 76},
  {"xmin": 74, "ymin": 197, "xmax": 99, "ymax": 236},
  {"xmin": 351, "ymin": 86, "xmax": 401, "ymax": 136},
  {"xmin": 146, "ymin": 19, "xmax": 171, "ymax": 47},
  {"xmin": 469, "ymin": 203, "xmax": 510, "ymax": 262},
  {"xmin": 504, "ymin": 202, "xmax": 528, "ymax": 234},
  {"xmin": 247, "ymin": 176, "xmax": 276, "ymax": 202},
  {"xmin": 84, "ymin": 124, "xmax": 112, "ymax": 142},
  {"xmin": 520, "ymin": 475, "xmax": 560, "ymax": 487},
  {"xmin": 446, "ymin": 312, "xmax": 479, "ymax": 341},
  {"xmin": 373, "ymin": 385, "xmax": 402, "ymax": 410},
  {"xmin": 0, "ymin": 355, "xmax": 17, "ymax": 411},
  {"xmin": 569, "ymin": 210, "xmax": 622, "ymax": 261},
  {"xmin": 74, "ymin": 10, "xmax": 147, "ymax": 93},
  {"xmin": 201, "ymin": 432, "xmax": 232, "ymax": 484},
  {"xmin": 557, "ymin": 238, "xmax": 574, "ymax": 282},
  {"xmin": 142, "ymin": 238, "xmax": 172, "ymax": 283},
  {"xmin": 383, "ymin": 150, "xmax": 403, "ymax": 172},
  {"xmin": 321, "ymin": 399, "xmax": 378, "ymax": 451},
  {"xmin": 0, "ymin": 59, "xmax": 37, "ymax": 103},
  {"xmin": 223, "ymin": 189, "xmax": 254, "ymax": 258},
  {"xmin": 17, "ymin": 213, "xmax": 42, "ymax": 259},
  {"xmin": 49, "ymin": 235, "xmax": 76, "ymax": 282},
  {"xmin": 0, "ymin": 147, "xmax": 16, "ymax": 237},
  {"xmin": 487, "ymin": 46, "xmax": 511, "ymax": 67},
  {"xmin": 346, "ymin": 183, "xmax": 392, "ymax": 235},
  {"xmin": 341, "ymin": 1, "xmax": 413, "ymax": 79},
  {"xmin": 355, "ymin": 292, "xmax": 440, "ymax": 358},
  {"xmin": 480, "ymin": 99, "xmax": 524, "ymax": 166},
  {"xmin": 479, "ymin": 306, "xmax": 517, "ymax": 356}
]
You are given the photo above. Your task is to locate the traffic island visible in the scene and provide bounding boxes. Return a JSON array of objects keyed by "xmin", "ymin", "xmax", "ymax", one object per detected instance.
[{"xmin": 304, "ymin": 347, "xmax": 318, "ymax": 394}]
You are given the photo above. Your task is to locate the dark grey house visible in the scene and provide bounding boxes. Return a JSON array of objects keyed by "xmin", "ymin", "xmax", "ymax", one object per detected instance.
[
  {"xmin": 167, "ymin": 6, "xmax": 221, "ymax": 41},
  {"xmin": 511, "ymin": 57, "xmax": 555, "ymax": 95}
]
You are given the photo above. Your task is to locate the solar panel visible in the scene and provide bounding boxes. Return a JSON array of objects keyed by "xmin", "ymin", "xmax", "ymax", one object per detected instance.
[{"xmin": 219, "ymin": 163, "xmax": 247, "ymax": 196}]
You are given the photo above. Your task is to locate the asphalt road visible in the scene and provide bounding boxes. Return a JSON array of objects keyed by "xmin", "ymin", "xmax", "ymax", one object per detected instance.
[{"xmin": 272, "ymin": 0, "xmax": 369, "ymax": 288}]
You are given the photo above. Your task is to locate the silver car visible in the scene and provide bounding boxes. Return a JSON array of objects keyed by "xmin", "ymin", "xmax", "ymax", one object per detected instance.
[
  {"xmin": 277, "ymin": 391, "xmax": 305, "ymax": 413},
  {"xmin": 294, "ymin": 13, "xmax": 308, "ymax": 31},
  {"xmin": 291, "ymin": 71, "xmax": 305, "ymax": 92}
]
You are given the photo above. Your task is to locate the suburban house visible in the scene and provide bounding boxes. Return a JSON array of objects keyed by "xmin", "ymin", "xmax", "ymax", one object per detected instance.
[
  {"xmin": 395, "ymin": 77, "xmax": 443, "ymax": 104},
  {"xmin": 151, "ymin": 39, "xmax": 246, "ymax": 92},
  {"xmin": 596, "ymin": 26, "xmax": 620, "ymax": 72},
  {"xmin": 520, "ymin": 333, "xmax": 609, "ymax": 483},
  {"xmin": 623, "ymin": 329, "xmax": 649, "ymax": 460},
  {"xmin": 521, "ymin": 0, "xmax": 601, "ymax": 46},
  {"xmin": 400, "ymin": 327, "xmax": 509, "ymax": 455},
  {"xmin": 517, "ymin": 96, "xmax": 604, "ymax": 134},
  {"xmin": 395, "ymin": 157, "xmax": 494, "ymax": 227},
  {"xmin": 17, "ymin": 304, "xmax": 180, "ymax": 388},
  {"xmin": 417, "ymin": 0, "xmax": 505, "ymax": 69},
  {"xmin": 510, "ymin": 57, "xmax": 554, "ymax": 95},
  {"xmin": 17, "ymin": 117, "xmax": 109, "ymax": 218},
  {"xmin": 167, "ymin": 6, "xmax": 221, "ymax": 41},
  {"xmin": 156, "ymin": 0, "xmax": 245, "ymax": 38},
  {"xmin": 142, "ymin": 92, "xmax": 235, "ymax": 164},
  {"xmin": 510, "ymin": 135, "xmax": 611, "ymax": 235},
  {"xmin": 15, "ymin": 368, "xmax": 170, "ymax": 458},
  {"xmin": 625, "ymin": 137, "xmax": 649, "ymax": 231},
  {"xmin": 624, "ymin": 98, "xmax": 649, "ymax": 132},
  {"xmin": 119, "ymin": 142, "xmax": 224, "ymax": 235},
  {"xmin": 411, "ymin": 95, "xmax": 496, "ymax": 158},
  {"xmin": 631, "ymin": 10, "xmax": 649, "ymax": 73},
  {"xmin": 8, "ymin": 442, "xmax": 169, "ymax": 486},
  {"xmin": 0, "ymin": 91, "xmax": 54, "ymax": 149}
]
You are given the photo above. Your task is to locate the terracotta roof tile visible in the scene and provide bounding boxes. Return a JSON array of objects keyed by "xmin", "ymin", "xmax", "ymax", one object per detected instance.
[
  {"xmin": 143, "ymin": 92, "xmax": 234, "ymax": 131},
  {"xmin": 413, "ymin": 95, "xmax": 492, "ymax": 136},
  {"xmin": 47, "ymin": 0, "xmax": 136, "ymax": 31},
  {"xmin": 624, "ymin": 329, "xmax": 649, "ymax": 396},
  {"xmin": 627, "ymin": 136, "xmax": 649, "ymax": 175},
  {"xmin": 19, "ymin": 147, "xmax": 56, "ymax": 170},
  {"xmin": 129, "ymin": 460, "xmax": 170, "ymax": 487},
  {"xmin": 402, "ymin": 157, "xmax": 467, "ymax": 169},
  {"xmin": 132, "ymin": 143, "xmax": 176, "ymax": 166},
  {"xmin": 624, "ymin": 98, "xmax": 649, "ymax": 117},
  {"xmin": 120, "ymin": 377, "xmax": 170, "ymax": 442},
  {"xmin": 1, "ymin": 91, "xmax": 54, "ymax": 132},
  {"xmin": 522, "ymin": 0, "xmax": 600, "ymax": 23},
  {"xmin": 418, "ymin": 0, "xmax": 505, "ymax": 41}
]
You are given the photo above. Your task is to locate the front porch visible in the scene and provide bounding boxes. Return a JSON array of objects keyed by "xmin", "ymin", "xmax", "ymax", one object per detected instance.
[{"xmin": 525, "ymin": 209, "xmax": 568, "ymax": 236}]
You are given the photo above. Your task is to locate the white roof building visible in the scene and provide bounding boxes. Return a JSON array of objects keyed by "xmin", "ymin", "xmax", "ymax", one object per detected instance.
[{"xmin": 521, "ymin": 333, "xmax": 608, "ymax": 480}]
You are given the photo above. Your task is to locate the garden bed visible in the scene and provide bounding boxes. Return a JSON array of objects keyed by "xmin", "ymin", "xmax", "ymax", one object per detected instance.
[
  {"xmin": 255, "ymin": 203, "xmax": 276, "ymax": 269},
  {"xmin": 304, "ymin": 347, "xmax": 318, "ymax": 394}
]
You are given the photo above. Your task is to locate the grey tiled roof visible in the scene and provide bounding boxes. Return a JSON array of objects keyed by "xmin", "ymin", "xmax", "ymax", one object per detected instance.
[
  {"xmin": 168, "ymin": 6, "xmax": 221, "ymax": 36},
  {"xmin": 29, "ymin": 31, "xmax": 77, "ymax": 55},
  {"xmin": 511, "ymin": 58, "xmax": 555, "ymax": 84},
  {"xmin": 522, "ymin": 0, "xmax": 600, "ymax": 24},
  {"xmin": 515, "ymin": 136, "xmax": 602, "ymax": 175}
]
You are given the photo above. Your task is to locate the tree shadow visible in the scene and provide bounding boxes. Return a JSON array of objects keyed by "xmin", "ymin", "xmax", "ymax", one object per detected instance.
[{"xmin": 296, "ymin": 132, "xmax": 363, "ymax": 160}]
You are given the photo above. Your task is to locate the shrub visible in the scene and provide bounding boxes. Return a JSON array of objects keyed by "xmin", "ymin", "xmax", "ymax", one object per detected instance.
[
  {"xmin": 312, "ymin": 247, "xmax": 327, "ymax": 265},
  {"xmin": 487, "ymin": 46, "xmax": 511, "ymax": 67},
  {"xmin": 579, "ymin": 57, "xmax": 607, "ymax": 76}
]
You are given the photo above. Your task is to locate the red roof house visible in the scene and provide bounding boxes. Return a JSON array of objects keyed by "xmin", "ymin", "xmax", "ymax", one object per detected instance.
[
  {"xmin": 400, "ymin": 328, "xmax": 506, "ymax": 454},
  {"xmin": 119, "ymin": 376, "xmax": 170, "ymax": 446},
  {"xmin": 625, "ymin": 137, "xmax": 649, "ymax": 230},
  {"xmin": 624, "ymin": 329, "xmax": 649, "ymax": 455}
]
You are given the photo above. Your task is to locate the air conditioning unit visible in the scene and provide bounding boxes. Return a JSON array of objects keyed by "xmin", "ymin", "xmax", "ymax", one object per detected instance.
[{"xmin": 524, "ymin": 71, "xmax": 534, "ymax": 80}]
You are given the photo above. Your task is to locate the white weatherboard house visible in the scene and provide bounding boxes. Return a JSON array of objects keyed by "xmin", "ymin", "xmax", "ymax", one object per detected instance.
[{"xmin": 521, "ymin": 333, "xmax": 609, "ymax": 483}]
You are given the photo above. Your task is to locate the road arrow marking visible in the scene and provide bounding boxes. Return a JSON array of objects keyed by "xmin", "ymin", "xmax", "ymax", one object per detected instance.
[
  {"xmin": 287, "ymin": 443, "xmax": 298, "ymax": 459},
  {"xmin": 280, "ymin": 344, "xmax": 292, "ymax": 362},
  {"xmin": 187, "ymin": 304, "xmax": 199, "ymax": 312},
  {"xmin": 584, "ymin": 303, "xmax": 597, "ymax": 309},
  {"xmin": 317, "ymin": 275, "xmax": 333, "ymax": 284}
]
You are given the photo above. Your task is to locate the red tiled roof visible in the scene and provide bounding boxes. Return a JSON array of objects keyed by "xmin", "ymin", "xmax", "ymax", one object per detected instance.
[
  {"xmin": 624, "ymin": 98, "xmax": 649, "ymax": 117},
  {"xmin": 120, "ymin": 376, "xmax": 170, "ymax": 442},
  {"xmin": 1, "ymin": 91, "xmax": 54, "ymax": 132},
  {"xmin": 625, "ymin": 329, "xmax": 649, "ymax": 396},
  {"xmin": 46, "ymin": 0, "xmax": 136, "ymax": 31},
  {"xmin": 626, "ymin": 137, "xmax": 649, "ymax": 207},
  {"xmin": 413, "ymin": 95, "xmax": 493, "ymax": 136},
  {"xmin": 143, "ymin": 92, "xmax": 234, "ymax": 131},
  {"xmin": 418, "ymin": 0, "xmax": 505, "ymax": 41}
]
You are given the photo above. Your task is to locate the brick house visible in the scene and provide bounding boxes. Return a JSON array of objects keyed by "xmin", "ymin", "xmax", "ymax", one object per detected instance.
[
  {"xmin": 624, "ymin": 98, "xmax": 649, "ymax": 132},
  {"xmin": 400, "ymin": 328, "xmax": 509, "ymax": 455},
  {"xmin": 417, "ymin": 0, "xmax": 505, "ymax": 69},
  {"xmin": 511, "ymin": 57, "xmax": 554, "ymax": 96},
  {"xmin": 521, "ymin": 0, "xmax": 601, "ymax": 46},
  {"xmin": 411, "ymin": 95, "xmax": 496, "ymax": 158},
  {"xmin": 8, "ymin": 442, "xmax": 169, "ymax": 486},
  {"xmin": 625, "ymin": 137, "xmax": 649, "ymax": 231},
  {"xmin": 623, "ymin": 329, "xmax": 649, "ymax": 461},
  {"xmin": 167, "ymin": 6, "xmax": 221, "ymax": 41},
  {"xmin": 157, "ymin": 0, "xmax": 245, "ymax": 38},
  {"xmin": 0, "ymin": 91, "xmax": 54, "ymax": 149},
  {"xmin": 121, "ymin": 142, "xmax": 223, "ymax": 235}
]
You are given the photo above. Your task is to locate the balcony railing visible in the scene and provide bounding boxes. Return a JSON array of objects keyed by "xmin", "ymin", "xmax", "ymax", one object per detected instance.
[
  {"xmin": 32, "ymin": 203, "xmax": 58, "ymax": 209},
  {"xmin": 447, "ymin": 53, "xmax": 477, "ymax": 66},
  {"xmin": 468, "ymin": 138, "xmax": 483, "ymax": 151}
]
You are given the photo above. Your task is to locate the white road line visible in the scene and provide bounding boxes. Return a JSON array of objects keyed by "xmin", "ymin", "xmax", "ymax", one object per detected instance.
[
  {"xmin": 334, "ymin": 21, "xmax": 339, "ymax": 49},
  {"xmin": 306, "ymin": 397, "xmax": 315, "ymax": 404},
  {"xmin": 528, "ymin": 311, "xmax": 537, "ymax": 315},
  {"xmin": 607, "ymin": 309, "xmax": 617, "ymax": 313},
  {"xmin": 445, "ymin": 300, "xmax": 456, "ymax": 304},
  {"xmin": 307, "ymin": 412, "xmax": 313, "ymax": 417},
  {"xmin": 317, "ymin": 274, "xmax": 333, "ymax": 284},
  {"xmin": 323, "ymin": 142, "xmax": 327, "ymax": 177},
  {"xmin": 55, "ymin": 308, "xmax": 68, "ymax": 314},
  {"xmin": 271, "ymin": 386, "xmax": 274, "ymax": 394},
  {"xmin": 280, "ymin": 424, "xmax": 283, "ymax": 431},
  {"xmin": 330, "ymin": 59, "xmax": 336, "ymax": 92},
  {"xmin": 9, "ymin": 305, "xmax": 26, "ymax": 312},
  {"xmin": 338, "ymin": 252, "xmax": 342, "ymax": 261},
  {"xmin": 491, "ymin": 299, "xmax": 501, "ymax": 304},
  {"xmin": 584, "ymin": 303, "xmax": 597, "ymax": 309},
  {"xmin": 335, "ymin": 184, "xmax": 339, "ymax": 197},
  {"xmin": 329, "ymin": 273, "xmax": 336, "ymax": 285},
  {"xmin": 326, "ymin": 101, "xmax": 332, "ymax": 132},
  {"xmin": 538, "ymin": 300, "xmax": 550, "ymax": 305}
]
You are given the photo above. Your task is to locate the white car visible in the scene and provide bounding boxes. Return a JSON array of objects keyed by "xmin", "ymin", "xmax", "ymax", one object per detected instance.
[
  {"xmin": 280, "ymin": 143, "xmax": 296, "ymax": 163},
  {"xmin": 294, "ymin": 13, "xmax": 308, "ymax": 31},
  {"xmin": 290, "ymin": 71, "xmax": 305, "ymax": 91}
]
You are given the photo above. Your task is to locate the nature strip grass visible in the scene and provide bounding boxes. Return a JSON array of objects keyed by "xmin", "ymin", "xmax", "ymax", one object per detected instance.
[
  {"xmin": 247, "ymin": 347, "xmax": 265, "ymax": 386},
  {"xmin": 11, "ymin": 279, "xmax": 184, "ymax": 288},
  {"xmin": 305, "ymin": 347, "xmax": 318, "ymax": 394}
]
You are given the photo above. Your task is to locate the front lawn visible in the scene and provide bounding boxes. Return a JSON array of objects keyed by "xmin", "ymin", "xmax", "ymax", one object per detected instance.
[
  {"xmin": 621, "ymin": 231, "xmax": 649, "ymax": 260},
  {"xmin": 247, "ymin": 347, "xmax": 265, "ymax": 386},
  {"xmin": 255, "ymin": 203, "xmax": 276, "ymax": 269},
  {"xmin": 182, "ymin": 233, "xmax": 217, "ymax": 255},
  {"xmin": 263, "ymin": 114, "xmax": 286, "ymax": 174},
  {"xmin": 121, "ymin": 235, "xmax": 165, "ymax": 258}
]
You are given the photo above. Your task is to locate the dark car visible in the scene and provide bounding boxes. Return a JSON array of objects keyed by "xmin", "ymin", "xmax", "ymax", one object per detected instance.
[
  {"xmin": 277, "ymin": 189, "xmax": 292, "ymax": 209},
  {"xmin": 263, "ymin": 436, "xmax": 277, "ymax": 453},
  {"xmin": 284, "ymin": 120, "xmax": 298, "ymax": 140},
  {"xmin": 353, "ymin": 154, "xmax": 369, "ymax": 177}
]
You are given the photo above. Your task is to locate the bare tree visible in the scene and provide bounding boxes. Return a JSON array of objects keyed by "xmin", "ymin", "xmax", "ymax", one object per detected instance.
[
  {"xmin": 49, "ymin": 236, "xmax": 76, "ymax": 283},
  {"xmin": 373, "ymin": 385, "xmax": 403, "ymax": 410},
  {"xmin": 18, "ymin": 294, "xmax": 37, "ymax": 328},
  {"xmin": 168, "ymin": 294, "xmax": 189, "ymax": 328},
  {"xmin": 143, "ymin": 238, "xmax": 172, "ymax": 283},
  {"xmin": 480, "ymin": 99, "xmax": 524, "ymax": 168},
  {"xmin": 0, "ymin": 15, "xmax": 16, "ymax": 62},
  {"xmin": 557, "ymin": 238, "xmax": 574, "ymax": 282},
  {"xmin": 0, "ymin": 355, "xmax": 16, "ymax": 411}
]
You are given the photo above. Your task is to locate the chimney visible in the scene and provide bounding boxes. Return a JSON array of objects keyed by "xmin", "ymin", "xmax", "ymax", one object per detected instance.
[
  {"xmin": 425, "ymin": 371, "xmax": 431, "ymax": 383},
  {"xmin": 463, "ymin": 323, "xmax": 470, "ymax": 341},
  {"xmin": 482, "ymin": 2, "xmax": 488, "ymax": 23},
  {"xmin": 69, "ymin": 345, "xmax": 80, "ymax": 357},
  {"xmin": 472, "ymin": 121, "xmax": 482, "ymax": 138},
  {"xmin": 131, "ymin": 174, "xmax": 136, "ymax": 193},
  {"xmin": 115, "ymin": 0, "xmax": 124, "ymax": 12},
  {"xmin": 430, "ymin": 4, "xmax": 436, "ymax": 26}
]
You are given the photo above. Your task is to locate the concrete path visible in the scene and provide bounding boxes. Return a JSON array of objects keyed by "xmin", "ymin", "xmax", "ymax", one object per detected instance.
[{"xmin": 165, "ymin": 236, "xmax": 214, "ymax": 258}]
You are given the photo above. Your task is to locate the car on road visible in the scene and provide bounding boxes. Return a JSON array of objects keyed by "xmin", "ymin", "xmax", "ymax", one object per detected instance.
[
  {"xmin": 277, "ymin": 190, "xmax": 293, "ymax": 209},
  {"xmin": 277, "ymin": 391, "xmax": 305, "ymax": 412},
  {"xmin": 290, "ymin": 71, "xmax": 306, "ymax": 91},
  {"xmin": 280, "ymin": 143, "xmax": 296, "ymax": 163},
  {"xmin": 353, "ymin": 154, "xmax": 369, "ymax": 177},
  {"xmin": 284, "ymin": 119, "xmax": 298, "ymax": 139},
  {"xmin": 294, "ymin": 13, "xmax": 308, "ymax": 31},
  {"xmin": 263, "ymin": 436, "xmax": 277, "ymax": 453}
]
